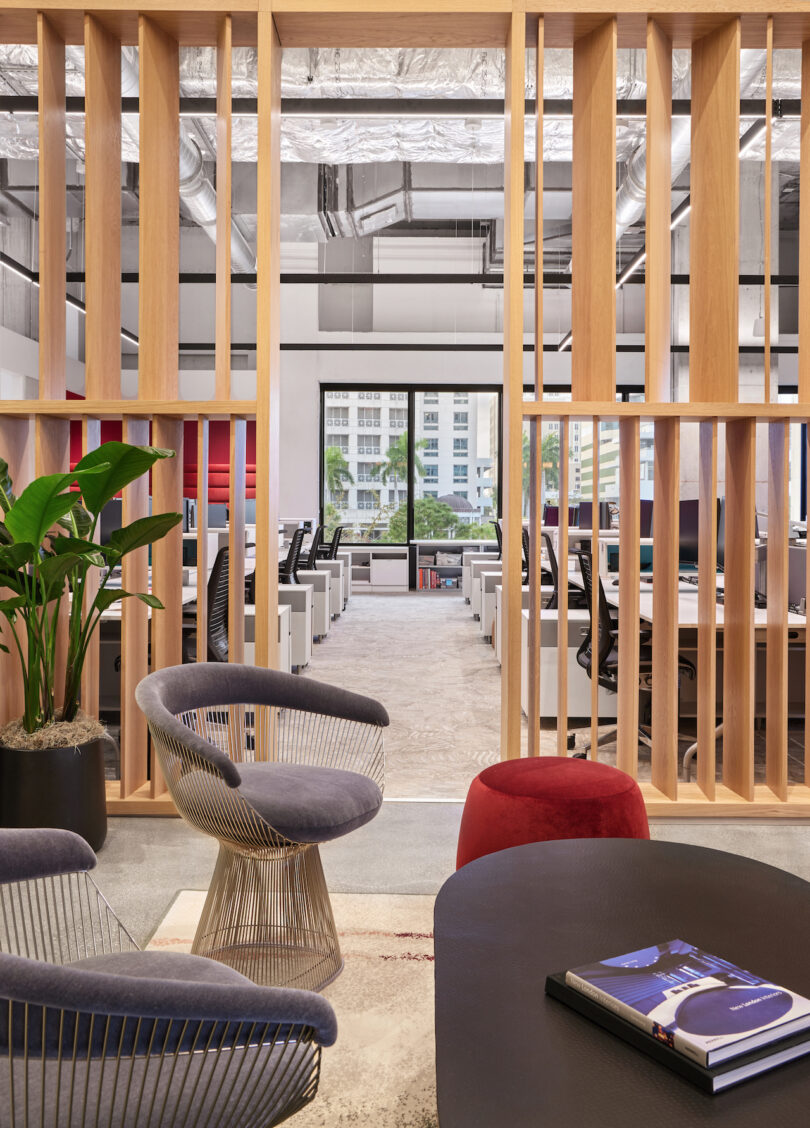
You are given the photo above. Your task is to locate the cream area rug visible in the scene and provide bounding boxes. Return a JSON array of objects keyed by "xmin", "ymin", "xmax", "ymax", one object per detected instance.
[{"xmin": 148, "ymin": 891, "xmax": 439, "ymax": 1128}]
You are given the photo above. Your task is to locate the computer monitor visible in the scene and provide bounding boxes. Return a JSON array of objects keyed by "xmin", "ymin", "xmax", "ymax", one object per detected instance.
[
  {"xmin": 639, "ymin": 499, "xmax": 654, "ymax": 539},
  {"xmin": 577, "ymin": 501, "xmax": 611, "ymax": 530},
  {"xmin": 208, "ymin": 502, "xmax": 228, "ymax": 527},
  {"xmin": 245, "ymin": 499, "xmax": 256, "ymax": 524},
  {"xmin": 543, "ymin": 504, "xmax": 559, "ymax": 527},
  {"xmin": 788, "ymin": 545, "xmax": 806, "ymax": 607},
  {"xmin": 99, "ymin": 498, "xmax": 122, "ymax": 545},
  {"xmin": 678, "ymin": 499, "xmax": 701, "ymax": 567}
]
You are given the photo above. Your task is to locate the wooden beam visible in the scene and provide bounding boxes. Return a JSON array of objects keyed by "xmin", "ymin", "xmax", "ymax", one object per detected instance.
[
  {"xmin": 764, "ymin": 16, "xmax": 773, "ymax": 403},
  {"xmin": 527, "ymin": 15, "xmax": 543, "ymax": 758},
  {"xmin": 556, "ymin": 418, "xmax": 570, "ymax": 756},
  {"xmin": 120, "ymin": 418, "xmax": 149, "ymax": 799},
  {"xmin": 196, "ymin": 418, "xmax": 209, "ymax": 663},
  {"xmin": 79, "ymin": 418, "xmax": 101, "ymax": 721},
  {"xmin": 215, "ymin": 14, "xmax": 232, "ymax": 401},
  {"xmin": 500, "ymin": 9, "xmax": 525, "ymax": 760},
  {"xmin": 723, "ymin": 418, "xmax": 756, "ymax": 800},
  {"xmin": 645, "ymin": 18, "xmax": 672, "ymax": 403},
  {"xmin": 616, "ymin": 416, "xmax": 640, "ymax": 776},
  {"xmin": 651, "ymin": 417, "xmax": 680, "ymax": 799},
  {"xmin": 0, "ymin": 418, "xmax": 34, "ymax": 726},
  {"xmin": 571, "ymin": 18, "xmax": 616, "ymax": 401},
  {"xmin": 766, "ymin": 421, "xmax": 789, "ymax": 800},
  {"xmin": 229, "ymin": 417, "xmax": 247, "ymax": 663},
  {"xmin": 37, "ymin": 13, "xmax": 66, "ymax": 398},
  {"xmin": 690, "ymin": 19, "xmax": 740, "ymax": 402},
  {"xmin": 254, "ymin": 7, "xmax": 281, "ymax": 669},
  {"xmin": 83, "ymin": 14, "xmax": 121, "ymax": 399},
  {"xmin": 138, "ymin": 16, "xmax": 179, "ymax": 401},
  {"xmin": 696, "ymin": 420, "xmax": 718, "ymax": 799}
]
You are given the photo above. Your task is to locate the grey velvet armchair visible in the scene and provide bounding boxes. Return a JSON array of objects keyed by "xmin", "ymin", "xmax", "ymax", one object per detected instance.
[
  {"xmin": 0, "ymin": 827, "xmax": 336, "ymax": 1128},
  {"xmin": 135, "ymin": 663, "xmax": 388, "ymax": 992}
]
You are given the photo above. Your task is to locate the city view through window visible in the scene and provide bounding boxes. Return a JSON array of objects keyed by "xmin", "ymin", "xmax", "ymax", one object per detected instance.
[{"xmin": 322, "ymin": 389, "xmax": 500, "ymax": 543}]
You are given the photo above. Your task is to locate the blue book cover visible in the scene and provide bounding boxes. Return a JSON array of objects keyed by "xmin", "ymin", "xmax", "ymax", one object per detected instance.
[{"xmin": 566, "ymin": 939, "xmax": 810, "ymax": 1066}]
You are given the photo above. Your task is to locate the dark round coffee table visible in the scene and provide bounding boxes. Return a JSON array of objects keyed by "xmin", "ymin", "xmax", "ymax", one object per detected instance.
[{"xmin": 434, "ymin": 838, "xmax": 810, "ymax": 1127}]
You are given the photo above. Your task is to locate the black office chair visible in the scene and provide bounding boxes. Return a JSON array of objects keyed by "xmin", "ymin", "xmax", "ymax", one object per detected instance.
[
  {"xmin": 494, "ymin": 520, "xmax": 503, "ymax": 561},
  {"xmin": 572, "ymin": 550, "xmax": 694, "ymax": 756},
  {"xmin": 540, "ymin": 531, "xmax": 588, "ymax": 611},
  {"xmin": 183, "ymin": 545, "xmax": 229, "ymax": 663},
  {"xmin": 279, "ymin": 527, "xmax": 306, "ymax": 585},
  {"xmin": 522, "ymin": 526, "xmax": 553, "ymax": 587},
  {"xmin": 318, "ymin": 525, "xmax": 345, "ymax": 561},
  {"xmin": 304, "ymin": 524, "xmax": 325, "ymax": 569}
]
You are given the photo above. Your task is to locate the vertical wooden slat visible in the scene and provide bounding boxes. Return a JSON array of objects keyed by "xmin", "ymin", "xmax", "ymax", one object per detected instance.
[
  {"xmin": 800, "ymin": 41, "xmax": 810, "ymax": 403},
  {"xmin": 35, "ymin": 416, "xmax": 69, "ymax": 712},
  {"xmin": 723, "ymin": 419, "xmax": 756, "ymax": 800},
  {"xmin": 215, "ymin": 14, "xmax": 232, "ymax": 402},
  {"xmin": 0, "ymin": 418, "xmax": 34, "ymax": 726},
  {"xmin": 500, "ymin": 9, "xmax": 525, "ymax": 760},
  {"xmin": 645, "ymin": 19, "xmax": 671, "ymax": 404},
  {"xmin": 138, "ymin": 16, "xmax": 179, "ymax": 401},
  {"xmin": 690, "ymin": 19, "xmax": 740, "ymax": 403},
  {"xmin": 616, "ymin": 416, "xmax": 640, "ymax": 777},
  {"xmin": 765, "ymin": 421, "xmax": 789, "ymax": 800},
  {"xmin": 764, "ymin": 17, "xmax": 773, "ymax": 404},
  {"xmin": 196, "ymin": 418, "xmax": 209, "ymax": 663},
  {"xmin": 254, "ymin": 8, "xmax": 281, "ymax": 669},
  {"xmin": 556, "ymin": 417, "xmax": 569, "ymax": 756},
  {"xmin": 806, "ymin": 424, "xmax": 810, "ymax": 783},
  {"xmin": 84, "ymin": 14, "xmax": 121, "ymax": 399},
  {"xmin": 120, "ymin": 417, "xmax": 149, "ymax": 799},
  {"xmin": 571, "ymin": 18, "xmax": 616, "ymax": 402},
  {"xmin": 229, "ymin": 418, "xmax": 247, "ymax": 662},
  {"xmin": 651, "ymin": 418, "xmax": 680, "ymax": 798},
  {"xmin": 589, "ymin": 419, "xmax": 600, "ymax": 759},
  {"xmin": 696, "ymin": 420, "xmax": 718, "ymax": 799},
  {"xmin": 37, "ymin": 13, "xmax": 65, "ymax": 398},
  {"xmin": 527, "ymin": 17, "xmax": 543, "ymax": 758},
  {"xmin": 79, "ymin": 418, "xmax": 101, "ymax": 721}
]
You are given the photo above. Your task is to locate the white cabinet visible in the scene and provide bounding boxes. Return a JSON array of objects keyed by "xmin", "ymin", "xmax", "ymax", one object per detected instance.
[{"xmin": 344, "ymin": 547, "xmax": 409, "ymax": 593}]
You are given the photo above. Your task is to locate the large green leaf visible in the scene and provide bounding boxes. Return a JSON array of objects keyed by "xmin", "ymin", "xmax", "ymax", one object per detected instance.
[
  {"xmin": 4, "ymin": 467, "xmax": 108, "ymax": 548},
  {"xmin": 0, "ymin": 542, "xmax": 36, "ymax": 570},
  {"xmin": 0, "ymin": 523, "xmax": 12, "ymax": 546},
  {"xmin": 36, "ymin": 553, "xmax": 82, "ymax": 601},
  {"xmin": 74, "ymin": 442, "xmax": 175, "ymax": 516},
  {"xmin": 93, "ymin": 588, "xmax": 164, "ymax": 613},
  {"xmin": 48, "ymin": 535, "xmax": 105, "ymax": 568},
  {"xmin": 57, "ymin": 497, "xmax": 93, "ymax": 539},
  {"xmin": 105, "ymin": 512, "xmax": 182, "ymax": 560},
  {"xmin": 0, "ymin": 457, "xmax": 16, "ymax": 514}
]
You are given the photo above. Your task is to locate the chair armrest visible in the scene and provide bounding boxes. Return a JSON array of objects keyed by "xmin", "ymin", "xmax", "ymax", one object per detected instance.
[
  {"xmin": 0, "ymin": 951, "xmax": 338, "ymax": 1049},
  {"xmin": 0, "ymin": 828, "xmax": 96, "ymax": 885}
]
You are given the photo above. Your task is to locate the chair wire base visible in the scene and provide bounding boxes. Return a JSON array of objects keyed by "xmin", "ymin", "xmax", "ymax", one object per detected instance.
[{"xmin": 193, "ymin": 841, "xmax": 344, "ymax": 992}]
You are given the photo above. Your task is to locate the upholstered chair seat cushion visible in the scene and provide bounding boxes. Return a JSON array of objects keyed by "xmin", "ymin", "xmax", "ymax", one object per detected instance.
[{"xmin": 72, "ymin": 950, "xmax": 253, "ymax": 987}]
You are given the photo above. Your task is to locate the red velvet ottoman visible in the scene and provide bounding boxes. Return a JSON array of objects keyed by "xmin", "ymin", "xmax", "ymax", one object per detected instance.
[{"xmin": 456, "ymin": 758, "xmax": 649, "ymax": 869}]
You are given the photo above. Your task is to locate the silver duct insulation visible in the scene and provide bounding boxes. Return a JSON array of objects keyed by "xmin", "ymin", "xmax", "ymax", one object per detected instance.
[{"xmin": 614, "ymin": 49, "xmax": 767, "ymax": 239}]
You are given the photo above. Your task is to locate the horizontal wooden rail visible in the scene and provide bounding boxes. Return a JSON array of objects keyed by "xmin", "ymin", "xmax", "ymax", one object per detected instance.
[
  {"xmin": 523, "ymin": 402, "xmax": 810, "ymax": 422},
  {"xmin": 0, "ymin": 400, "xmax": 257, "ymax": 418}
]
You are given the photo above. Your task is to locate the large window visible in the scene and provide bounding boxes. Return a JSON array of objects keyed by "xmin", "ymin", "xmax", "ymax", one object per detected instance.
[{"xmin": 322, "ymin": 387, "xmax": 500, "ymax": 543}]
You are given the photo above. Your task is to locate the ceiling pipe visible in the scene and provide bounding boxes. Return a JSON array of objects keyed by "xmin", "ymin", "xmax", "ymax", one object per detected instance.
[{"xmin": 614, "ymin": 49, "xmax": 765, "ymax": 241}]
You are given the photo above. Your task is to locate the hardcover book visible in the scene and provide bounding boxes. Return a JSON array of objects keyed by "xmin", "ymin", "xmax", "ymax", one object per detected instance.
[{"xmin": 564, "ymin": 939, "xmax": 810, "ymax": 1067}]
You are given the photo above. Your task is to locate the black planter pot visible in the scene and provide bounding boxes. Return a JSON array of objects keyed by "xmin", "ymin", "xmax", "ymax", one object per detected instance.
[{"xmin": 0, "ymin": 735, "xmax": 109, "ymax": 851}]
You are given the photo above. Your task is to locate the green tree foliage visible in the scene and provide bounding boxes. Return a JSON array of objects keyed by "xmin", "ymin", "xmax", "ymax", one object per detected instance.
[
  {"xmin": 324, "ymin": 446, "xmax": 354, "ymax": 505},
  {"xmin": 388, "ymin": 497, "xmax": 460, "ymax": 542}
]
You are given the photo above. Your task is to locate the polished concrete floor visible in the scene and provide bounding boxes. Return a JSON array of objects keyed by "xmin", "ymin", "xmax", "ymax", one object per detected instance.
[{"xmin": 95, "ymin": 807, "xmax": 810, "ymax": 948}]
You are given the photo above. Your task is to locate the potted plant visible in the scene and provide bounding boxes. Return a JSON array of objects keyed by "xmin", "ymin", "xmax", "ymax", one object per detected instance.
[{"xmin": 0, "ymin": 441, "xmax": 183, "ymax": 849}]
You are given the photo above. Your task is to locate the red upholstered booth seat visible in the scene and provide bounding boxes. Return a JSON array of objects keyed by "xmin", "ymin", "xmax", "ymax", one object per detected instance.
[
  {"xmin": 456, "ymin": 757, "xmax": 649, "ymax": 869},
  {"xmin": 182, "ymin": 464, "xmax": 257, "ymax": 502}
]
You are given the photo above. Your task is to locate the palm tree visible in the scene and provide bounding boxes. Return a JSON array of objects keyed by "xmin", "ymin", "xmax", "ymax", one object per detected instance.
[
  {"xmin": 379, "ymin": 431, "xmax": 426, "ymax": 504},
  {"xmin": 324, "ymin": 446, "xmax": 354, "ymax": 508}
]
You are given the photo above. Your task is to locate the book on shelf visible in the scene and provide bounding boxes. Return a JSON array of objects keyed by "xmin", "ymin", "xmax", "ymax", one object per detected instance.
[
  {"xmin": 561, "ymin": 939, "xmax": 810, "ymax": 1068},
  {"xmin": 545, "ymin": 972, "xmax": 810, "ymax": 1094}
]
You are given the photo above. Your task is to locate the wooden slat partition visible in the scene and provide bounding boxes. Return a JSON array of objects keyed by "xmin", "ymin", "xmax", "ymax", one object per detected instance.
[
  {"xmin": 800, "ymin": 39, "xmax": 810, "ymax": 403},
  {"xmin": 556, "ymin": 418, "xmax": 570, "ymax": 756},
  {"xmin": 0, "ymin": 418, "xmax": 34, "ymax": 726},
  {"xmin": 526, "ymin": 16, "xmax": 543, "ymax": 758},
  {"xmin": 196, "ymin": 419, "xmax": 210, "ymax": 663},
  {"xmin": 588, "ymin": 421, "xmax": 600, "ymax": 759},
  {"xmin": 499, "ymin": 9, "xmax": 525, "ymax": 759},
  {"xmin": 766, "ymin": 421, "xmax": 789, "ymax": 800},
  {"xmin": 571, "ymin": 18, "xmax": 616, "ymax": 402},
  {"xmin": 690, "ymin": 18, "xmax": 740, "ymax": 402},
  {"xmin": 696, "ymin": 420, "xmax": 718, "ymax": 799},
  {"xmin": 37, "ymin": 13, "xmax": 65, "ymax": 398},
  {"xmin": 764, "ymin": 16, "xmax": 773, "ymax": 403},
  {"xmin": 120, "ymin": 417, "xmax": 149, "ymax": 799},
  {"xmin": 645, "ymin": 18, "xmax": 671, "ymax": 403},
  {"xmin": 723, "ymin": 419, "xmax": 756, "ymax": 800},
  {"xmin": 229, "ymin": 418, "xmax": 247, "ymax": 662},
  {"xmin": 651, "ymin": 418, "xmax": 680, "ymax": 798},
  {"xmin": 254, "ymin": 8, "xmax": 281, "ymax": 669},
  {"xmin": 79, "ymin": 419, "xmax": 101, "ymax": 720},
  {"xmin": 83, "ymin": 14, "xmax": 121, "ymax": 399},
  {"xmin": 616, "ymin": 417, "xmax": 640, "ymax": 776},
  {"xmin": 806, "ymin": 425, "xmax": 810, "ymax": 783},
  {"xmin": 216, "ymin": 14, "xmax": 232, "ymax": 401}
]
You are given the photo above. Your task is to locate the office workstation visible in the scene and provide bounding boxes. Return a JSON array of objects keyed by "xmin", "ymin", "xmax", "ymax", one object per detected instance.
[{"xmin": 3, "ymin": 8, "xmax": 810, "ymax": 1127}]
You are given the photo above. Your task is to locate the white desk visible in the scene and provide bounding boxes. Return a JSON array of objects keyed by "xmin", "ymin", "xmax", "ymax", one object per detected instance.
[
  {"xmin": 315, "ymin": 558, "xmax": 345, "ymax": 618},
  {"xmin": 277, "ymin": 584, "xmax": 313, "ymax": 670},
  {"xmin": 244, "ymin": 605, "xmax": 292, "ymax": 674},
  {"xmin": 462, "ymin": 551, "xmax": 500, "ymax": 602},
  {"xmin": 601, "ymin": 578, "xmax": 806, "ymax": 632},
  {"xmin": 296, "ymin": 569, "xmax": 331, "ymax": 641},
  {"xmin": 519, "ymin": 608, "xmax": 618, "ymax": 721}
]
